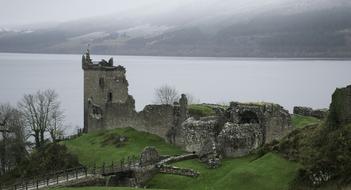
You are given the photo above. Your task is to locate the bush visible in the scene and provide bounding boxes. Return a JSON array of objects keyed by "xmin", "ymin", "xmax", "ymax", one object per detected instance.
[{"xmin": 4, "ymin": 143, "xmax": 81, "ymax": 181}]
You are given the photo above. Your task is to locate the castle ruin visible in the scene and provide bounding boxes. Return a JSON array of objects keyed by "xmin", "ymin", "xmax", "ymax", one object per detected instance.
[{"xmin": 82, "ymin": 51, "xmax": 292, "ymax": 160}]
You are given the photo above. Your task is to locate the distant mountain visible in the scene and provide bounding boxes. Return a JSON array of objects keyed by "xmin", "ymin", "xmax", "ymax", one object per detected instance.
[{"xmin": 1, "ymin": 0, "xmax": 351, "ymax": 57}]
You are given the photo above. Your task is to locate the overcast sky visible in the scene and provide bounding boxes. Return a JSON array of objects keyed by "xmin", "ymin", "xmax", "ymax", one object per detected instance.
[
  {"xmin": 0, "ymin": 0, "xmax": 170, "ymax": 27},
  {"xmin": 0, "ymin": 0, "xmax": 348, "ymax": 28}
]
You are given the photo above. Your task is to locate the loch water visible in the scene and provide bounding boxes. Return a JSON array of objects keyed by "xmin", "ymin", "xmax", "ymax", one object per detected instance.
[{"xmin": 1, "ymin": 52, "xmax": 351, "ymax": 133}]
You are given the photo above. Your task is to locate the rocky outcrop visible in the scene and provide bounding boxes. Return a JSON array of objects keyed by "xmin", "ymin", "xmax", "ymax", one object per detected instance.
[
  {"xmin": 218, "ymin": 123, "xmax": 263, "ymax": 157},
  {"xmin": 293, "ymin": 106, "xmax": 328, "ymax": 119},
  {"xmin": 328, "ymin": 85, "xmax": 351, "ymax": 127}
]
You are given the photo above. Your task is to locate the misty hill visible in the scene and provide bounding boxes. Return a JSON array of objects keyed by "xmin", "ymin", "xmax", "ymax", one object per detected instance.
[{"xmin": 1, "ymin": 1, "xmax": 351, "ymax": 57}]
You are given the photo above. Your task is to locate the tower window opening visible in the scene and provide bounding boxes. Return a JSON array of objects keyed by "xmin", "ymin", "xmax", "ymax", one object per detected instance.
[
  {"xmin": 108, "ymin": 92, "xmax": 113, "ymax": 102},
  {"xmin": 99, "ymin": 78, "xmax": 104, "ymax": 88}
]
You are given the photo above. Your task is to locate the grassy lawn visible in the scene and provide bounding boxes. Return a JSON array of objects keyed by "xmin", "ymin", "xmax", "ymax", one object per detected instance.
[
  {"xmin": 63, "ymin": 128, "xmax": 300, "ymax": 190},
  {"xmin": 56, "ymin": 187, "xmax": 163, "ymax": 190},
  {"xmin": 291, "ymin": 114, "xmax": 322, "ymax": 128},
  {"xmin": 62, "ymin": 127, "xmax": 183, "ymax": 167},
  {"xmin": 147, "ymin": 153, "xmax": 300, "ymax": 190}
]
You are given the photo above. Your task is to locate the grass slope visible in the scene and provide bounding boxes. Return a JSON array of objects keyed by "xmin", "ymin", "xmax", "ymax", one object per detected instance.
[
  {"xmin": 62, "ymin": 128, "xmax": 183, "ymax": 167},
  {"xmin": 292, "ymin": 114, "xmax": 322, "ymax": 128},
  {"xmin": 148, "ymin": 153, "xmax": 300, "ymax": 190},
  {"xmin": 63, "ymin": 128, "xmax": 300, "ymax": 190},
  {"xmin": 57, "ymin": 188, "xmax": 162, "ymax": 190}
]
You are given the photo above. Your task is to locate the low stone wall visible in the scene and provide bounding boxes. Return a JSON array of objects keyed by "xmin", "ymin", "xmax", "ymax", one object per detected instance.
[
  {"xmin": 60, "ymin": 176, "xmax": 106, "ymax": 188},
  {"xmin": 293, "ymin": 106, "xmax": 328, "ymax": 119},
  {"xmin": 159, "ymin": 165, "xmax": 199, "ymax": 177},
  {"xmin": 157, "ymin": 153, "xmax": 198, "ymax": 165}
]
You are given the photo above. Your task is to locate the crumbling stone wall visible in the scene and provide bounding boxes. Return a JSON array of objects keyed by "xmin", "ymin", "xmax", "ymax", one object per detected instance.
[
  {"xmin": 82, "ymin": 51, "xmax": 188, "ymax": 142},
  {"xmin": 138, "ymin": 105, "xmax": 175, "ymax": 141},
  {"xmin": 294, "ymin": 106, "xmax": 328, "ymax": 119},
  {"xmin": 218, "ymin": 123, "xmax": 263, "ymax": 157},
  {"xmin": 228, "ymin": 102, "xmax": 291, "ymax": 143},
  {"xmin": 179, "ymin": 102, "xmax": 291, "ymax": 159},
  {"xmin": 180, "ymin": 116, "xmax": 220, "ymax": 153},
  {"xmin": 328, "ymin": 85, "xmax": 351, "ymax": 127},
  {"xmin": 82, "ymin": 52, "xmax": 292, "ymax": 159}
]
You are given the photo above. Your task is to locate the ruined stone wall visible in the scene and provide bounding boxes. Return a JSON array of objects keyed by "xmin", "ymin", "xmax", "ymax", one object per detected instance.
[
  {"xmin": 218, "ymin": 123, "xmax": 263, "ymax": 157},
  {"xmin": 293, "ymin": 106, "xmax": 328, "ymax": 119},
  {"xmin": 83, "ymin": 60, "xmax": 130, "ymax": 132},
  {"xmin": 180, "ymin": 117, "xmax": 220, "ymax": 153},
  {"xmin": 228, "ymin": 102, "xmax": 291, "ymax": 143},
  {"xmin": 328, "ymin": 85, "xmax": 351, "ymax": 127},
  {"xmin": 137, "ymin": 105, "xmax": 175, "ymax": 141}
]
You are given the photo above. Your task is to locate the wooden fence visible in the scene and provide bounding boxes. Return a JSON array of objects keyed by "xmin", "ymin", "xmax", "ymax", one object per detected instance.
[{"xmin": 0, "ymin": 155, "xmax": 139, "ymax": 190}]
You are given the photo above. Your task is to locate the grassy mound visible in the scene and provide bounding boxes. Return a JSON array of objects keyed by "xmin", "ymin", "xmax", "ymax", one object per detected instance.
[
  {"xmin": 188, "ymin": 104, "xmax": 217, "ymax": 118},
  {"xmin": 62, "ymin": 128, "xmax": 183, "ymax": 167},
  {"xmin": 147, "ymin": 153, "xmax": 300, "ymax": 190},
  {"xmin": 292, "ymin": 114, "xmax": 322, "ymax": 128}
]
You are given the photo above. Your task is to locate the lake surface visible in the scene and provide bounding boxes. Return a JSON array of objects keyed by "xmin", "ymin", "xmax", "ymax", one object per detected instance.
[{"xmin": 0, "ymin": 53, "xmax": 351, "ymax": 133}]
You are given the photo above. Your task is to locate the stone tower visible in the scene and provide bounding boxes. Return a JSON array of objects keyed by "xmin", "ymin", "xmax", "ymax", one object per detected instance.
[{"xmin": 82, "ymin": 49, "xmax": 135, "ymax": 132}]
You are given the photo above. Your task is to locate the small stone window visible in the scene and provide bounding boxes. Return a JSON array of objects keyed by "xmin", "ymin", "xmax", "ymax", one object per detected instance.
[
  {"xmin": 99, "ymin": 78, "xmax": 104, "ymax": 88},
  {"xmin": 108, "ymin": 92, "xmax": 113, "ymax": 102}
]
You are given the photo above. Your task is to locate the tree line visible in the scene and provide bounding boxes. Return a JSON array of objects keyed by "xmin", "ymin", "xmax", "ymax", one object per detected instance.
[{"xmin": 0, "ymin": 89, "xmax": 65, "ymax": 176}]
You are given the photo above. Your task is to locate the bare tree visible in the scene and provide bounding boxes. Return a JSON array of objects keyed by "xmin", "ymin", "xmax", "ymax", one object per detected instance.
[
  {"xmin": 154, "ymin": 85, "xmax": 180, "ymax": 105},
  {"xmin": 18, "ymin": 89, "xmax": 64, "ymax": 148},
  {"xmin": 48, "ymin": 109, "xmax": 65, "ymax": 142}
]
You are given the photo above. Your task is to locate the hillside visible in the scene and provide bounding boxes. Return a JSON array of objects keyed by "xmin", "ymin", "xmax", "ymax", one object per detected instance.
[
  {"xmin": 61, "ymin": 127, "xmax": 304, "ymax": 189},
  {"xmin": 148, "ymin": 153, "xmax": 299, "ymax": 190},
  {"xmin": 1, "ymin": 1, "xmax": 351, "ymax": 57},
  {"xmin": 62, "ymin": 128, "xmax": 183, "ymax": 167}
]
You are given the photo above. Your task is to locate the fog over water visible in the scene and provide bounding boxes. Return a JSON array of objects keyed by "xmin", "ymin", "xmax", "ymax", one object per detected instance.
[{"xmin": 0, "ymin": 53, "xmax": 350, "ymax": 133}]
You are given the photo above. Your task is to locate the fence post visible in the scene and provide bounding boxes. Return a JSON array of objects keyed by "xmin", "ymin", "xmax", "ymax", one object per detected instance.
[
  {"xmin": 36, "ymin": 179, "xmax": 39, "ymax": 189},
  {"xmin": 75, "ymin": 168, "xmax": 78, "ymax": 179},
  {"xmin": 102, "ymin": 162, "xmax": 105, "ymax": 174},
  {"xmin": 46, "ymin": 175, "xmax": 49, "ymax": 186},
  {"xmin": 56, "ymin": 174, "xmax": 59, "ymax": 184},
  {"xmin": 66, "ymin": 170, "xmax": 69, "ymax": 181},
  {"xmin": 85, "ymin": 167, "xmax": 88, "ymax": 177},
  {"xmin": 25, "ymin": 182, "xmax": 28, "ymax": 190},
  {"xmin": 111, "ymin": 161, "xmax": 114, "ymax": 170},
  {"xmin": 14, "ymin": 184, "xmax": 17, "ymax": 190}
]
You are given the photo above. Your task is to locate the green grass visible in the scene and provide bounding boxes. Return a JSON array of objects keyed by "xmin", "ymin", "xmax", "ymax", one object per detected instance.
[
  {"xmin": 188, "ymin": 104, "xmax": 217, "ymax": 117},
  {"xmin": 56, "ymin": 187, "xmax": 162, "ymax": 190},
  {"xmin": 291, "ymin": 114, "xmax": 322, "ymax": 128},
  {"xmin": 147, "ymin": 153, "xmax": 300, "ymax": 190},
  {"xmin": 63, "ymin": 128, "xmax": 300, "ymax": 190},
  {"xmin": 62, "ymin": 127, "xmax": 183, "ymax": 167}
]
